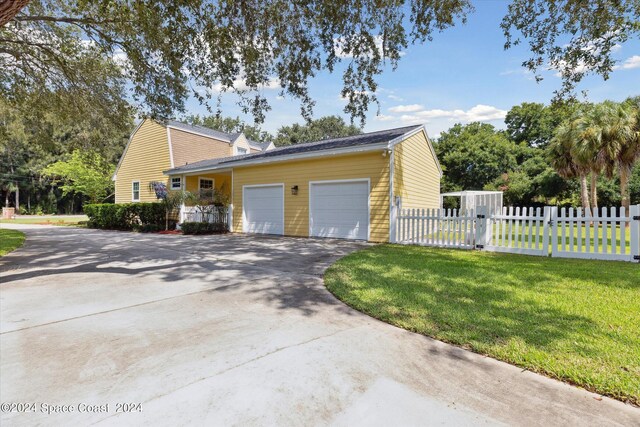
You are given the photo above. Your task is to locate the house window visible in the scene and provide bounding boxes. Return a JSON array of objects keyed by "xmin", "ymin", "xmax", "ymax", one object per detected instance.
[
  {"xmin": 132, "ymin": 181, "xmax": 140, "ymax": 201},
  {"xmin": 199, "ymin": 177, "xmax": 214, "ymax": 200},
  {"xmin": 199, "ymin": 178, "xmax": 214, "ymax": 190},
  {"xmin": 171, "ymin": 177, "xmax": 181, "ymax": 190},
  {"xmin": 236, "ymin": 147, "xmax": 248, "ymax": 155}
]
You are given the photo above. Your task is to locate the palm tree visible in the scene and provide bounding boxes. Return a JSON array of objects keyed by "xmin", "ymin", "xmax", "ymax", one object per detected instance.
[
  {"xmin": 612, "ymin": 102, "xmax": 640, "ymax": 213},
  {"xmin": 572, "ymin": 102, "xmax": 622, "ymax": 210},
  {"xmin": 549, "ymin": 119, "xmax": 592, "ymax": 210}
]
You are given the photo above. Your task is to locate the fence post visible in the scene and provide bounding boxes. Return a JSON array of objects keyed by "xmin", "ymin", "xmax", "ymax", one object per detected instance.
[
  {"xmin": 475, "ymin": 205, "xmax": 488, "ymax": 249},
  {"xmin": 227, "ymin": 204, "xmax": 234, "ymax": 232},
  {"xmin": 631, "ymin": 204, "xmax": 639, "ymax": 262},
  {"xmin": 545, "ymin": 206, "xmax": 557, "ymax": 257},
  {"xmin": 179, "ymin": 202, "xmax": 186, "ymax": 223},
  {"xmin": 389, "ymin": 202, "xmax": 397, "ymax": 243}
]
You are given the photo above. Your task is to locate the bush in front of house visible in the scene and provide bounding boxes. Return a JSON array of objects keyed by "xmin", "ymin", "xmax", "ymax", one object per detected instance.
[
  {"xmin": 180, "ymin": 221, "xmax": 228, "ymax": 235},
  {"xmin": 84, "ymin": 203, "xmax": 165, "ymax": 231}
]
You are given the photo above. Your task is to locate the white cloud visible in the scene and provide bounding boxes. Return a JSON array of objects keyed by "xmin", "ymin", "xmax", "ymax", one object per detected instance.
[
  {"xmin": 211, "ymin": 76, "xmax": 280, "ymax": 92},
  {"xmin": 499, "ymin": 68, "xmax": 535, "ymax": 81},
  {"xmin": 614, "ymin": 55, "xmax": 640, "ymax": 70},
  {"xmin": 383, "ymin": 104, "xmax": 507, "ymax": 125},
  {"xmin": 387, "ymin": 94, "xmax": 404, "ymax": 101},
  {"xmin": 388, "ymin": 104, "xmax": 424, "ymax": 113}
]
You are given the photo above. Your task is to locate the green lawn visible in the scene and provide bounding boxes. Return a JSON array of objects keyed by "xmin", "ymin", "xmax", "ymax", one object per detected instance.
[
  {"xmin": 0, "ymin": 229, "xmax": 26, "ymax": 256},
  {"xmin": 0, "ymin": 215, "xmax": 87, "ymax": 226},
  {"xmin": 325, "ymin": 245, "xmax": 640, "ymax": 405}
]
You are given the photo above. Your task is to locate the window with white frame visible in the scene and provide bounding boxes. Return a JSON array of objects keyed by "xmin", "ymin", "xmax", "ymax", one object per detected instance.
[
  {"xmin": 236, "ymin": 147, "xmax": 248, "ymax": 155},
  {"xmin": 171, "ymin": 177, "xmax": 181, "ymax": 190},
  {"xmin": 199, "ymin": 178, "xmax": 214, "ymax": 201},
  {"xmin": 199, "ymin": 178, "xmax": 214, "ymax": 190},
  {"xmin": 132, "ymin": 181, "xmax": 140, "ymax": 201}
]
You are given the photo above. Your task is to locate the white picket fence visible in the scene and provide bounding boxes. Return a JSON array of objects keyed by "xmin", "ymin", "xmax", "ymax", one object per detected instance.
[
  {"xmin": 396, "ymin": 204, "xmax": 640, "ymax": 262},
  {"xmin": 397, "ymin": 208, "xmax": 476, "ymax": 249},
  {"xmin": 180, "ymin": 205, "xmax": 230, "ymax": 228}
]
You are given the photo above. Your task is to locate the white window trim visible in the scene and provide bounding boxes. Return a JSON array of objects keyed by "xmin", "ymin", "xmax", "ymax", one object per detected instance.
[
  {"xmin": 198, "ymin": 177, "xmax": 215, "ymax": 191},
  {"xmin": 236, "ymin": 146, "xmax": 248, "ymax": 155},
  {"xmin": 132, "ymin": 180, "xmax": 140, "ymax": 202},
  {"xmin": 308, "ymin": 178, "xmax": 371, "ymax": 241},
  {"xmin": 171, "ymin": 176, "xmax": 182, "ymax": 190},
  {"xmin": 242, "ymin": 183, "xmax": 285, "ymax": 234}
]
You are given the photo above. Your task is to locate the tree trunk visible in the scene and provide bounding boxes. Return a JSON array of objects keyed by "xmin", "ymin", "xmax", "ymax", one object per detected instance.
[
  {"xmin": 580, "ymin": 174, "xmax": 590, "ymax": 211},
  {"xmin": 620, "ymin": 165, "xmax": 631, "ymax": 223},
  {"xmin": 0, "ymin": 0, "xmax": 31, "ymax": 27},
  {"xmin": 590, "ymin": 173, "xmax": 598, "ymax": 210},
  {"xmin": 4, "ymin": 188, "xmax": 9, "ymax": 208},
  {"xmin": 15, "ymin": 182, "xmax": 19, "ymax": 212}
]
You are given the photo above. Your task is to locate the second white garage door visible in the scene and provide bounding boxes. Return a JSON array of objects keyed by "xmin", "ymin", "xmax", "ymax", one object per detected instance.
[
  {"xmin": 243, "ymin": 184, "xmax": 284, "ymax": 235},
  {"xmin": 309, "ymin": 180, "xmax": 369, "ymax": 240}
]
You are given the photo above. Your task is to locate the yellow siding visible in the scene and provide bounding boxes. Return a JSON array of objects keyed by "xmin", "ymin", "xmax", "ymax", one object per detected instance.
[
  {"xmin": 232, "ymin": 152, "xmax": 390, "ymax": 242},
  {"xmin": 170, "ymin": 128, "xmax": 231, "ymax": 166},
  {"xmin": 115, "ymin": 120, "xmax": 170, "ymax": 203},
  {"xmin": 393, "ymin": 130, "xmax": 441, "ymax": 209},
  {"xmin": 184, "ymin": 173, "xmax": 232, "ymax": 204}
]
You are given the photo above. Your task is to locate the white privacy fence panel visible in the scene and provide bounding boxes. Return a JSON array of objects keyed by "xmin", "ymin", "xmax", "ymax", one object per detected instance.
[
  {"xmin": 484, "ymin": 206, "xmax": 550, "ymax": 256},
  {"xmin": 395, "ymin": 204, "xmax": 640, "ymax": 262},
  {"xmin": 552, "ymin": 205, "xmax": 639, "ymax": 262},
  {"xmin": 397, "ymin": 208, "xmax": 476, "ymax": 249}
]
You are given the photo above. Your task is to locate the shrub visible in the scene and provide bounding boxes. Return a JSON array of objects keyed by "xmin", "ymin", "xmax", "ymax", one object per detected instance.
[
  {"xmin": 180, "ymin": 221, "xmax": 228, "ymax": 235},
  {"xmin": 84, "ymin": 203, "xmax": 165, "ymax": 231}
]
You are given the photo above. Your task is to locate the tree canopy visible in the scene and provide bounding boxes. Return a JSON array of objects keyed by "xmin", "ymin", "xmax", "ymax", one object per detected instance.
[
  {"xmin": 434, "ymin": 122, "xmax": 521, "ymax": 192},
  {"xmin": 3, "ymin": 0, "xmax": 637, "ymax": 125},
  {"xmin": 42, "ymin": 150, "xmax": 114, "ymax": 204},
  {"xmin": 274, "ymin": 116, "xmax": 361, "ymax": 147}
]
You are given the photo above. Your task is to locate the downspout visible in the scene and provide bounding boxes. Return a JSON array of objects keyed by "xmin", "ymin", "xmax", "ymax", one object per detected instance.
[{"xmin": 389, "ymin": 147, "xmax": 396, "ymax": 243}]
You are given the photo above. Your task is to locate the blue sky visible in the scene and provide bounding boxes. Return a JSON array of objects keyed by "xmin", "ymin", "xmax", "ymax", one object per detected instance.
[{"xmin": 183, "ymin": 1, "xmax": 640, "ymax": 138}]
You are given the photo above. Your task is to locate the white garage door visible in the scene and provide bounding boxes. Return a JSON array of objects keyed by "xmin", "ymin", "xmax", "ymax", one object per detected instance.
[
  {"xmin": 310, "ymin": 180, "xmax": 369, "ymax": 240},
  {"xmin": 243, "ymin": 185, "xmax": 284, "ymax": 235}
]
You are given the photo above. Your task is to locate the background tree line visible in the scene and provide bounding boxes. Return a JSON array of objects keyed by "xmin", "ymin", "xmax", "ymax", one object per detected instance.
[
  {"xmin": 436, "ymin": 98, "xmax": 640, "ymax": 210},
  {"xmin": 3, "ymin": 93, "xmax": 638, "ymax": 214}
]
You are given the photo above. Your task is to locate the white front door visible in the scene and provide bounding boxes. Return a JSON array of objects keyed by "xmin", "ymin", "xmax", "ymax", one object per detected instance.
[
  {"xmin": 243, "ymin": 184, "xmax": 284, "ymax": 235},
  {"xmin": 309, "ymin": 180, "xmax": 369, "ymax": 240}
]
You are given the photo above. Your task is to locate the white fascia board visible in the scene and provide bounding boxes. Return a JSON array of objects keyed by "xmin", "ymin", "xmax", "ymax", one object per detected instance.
[
  {"xmin": 387, "ymin": 125, "xmax": 443, "ymax": 177},
  {"xmin": 162, "ymin": 143, "xmax": 388, "ymax": 176}
]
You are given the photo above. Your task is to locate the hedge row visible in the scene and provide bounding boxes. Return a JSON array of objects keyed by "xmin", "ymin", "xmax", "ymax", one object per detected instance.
[
  {"xmin": 84, "ymin": 203, "xmax": 165, "ymax": 231},
  {"xmin": 180, "ymin": 221, "xmax": 227, "ymax": 235}
]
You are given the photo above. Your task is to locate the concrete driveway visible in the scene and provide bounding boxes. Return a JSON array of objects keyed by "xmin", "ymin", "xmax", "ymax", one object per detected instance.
[{"xmin": 1, "ymin": 225, "xmax": 638, "ymax": 426}]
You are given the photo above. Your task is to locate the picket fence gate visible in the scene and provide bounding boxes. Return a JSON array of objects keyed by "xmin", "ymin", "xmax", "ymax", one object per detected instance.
[{"xmin": 396, "ymin": 204, "xmax": 640, "ymax": 262}]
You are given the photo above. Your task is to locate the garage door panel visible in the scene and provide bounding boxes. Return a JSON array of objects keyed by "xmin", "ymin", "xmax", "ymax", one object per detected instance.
[
  {"xmin": 243, "ymin": 185, "xmax": 284, "ymax": 235},
  {"xmin": 310, "ymin": 181, "xmax": 369, "ymax": 240}
]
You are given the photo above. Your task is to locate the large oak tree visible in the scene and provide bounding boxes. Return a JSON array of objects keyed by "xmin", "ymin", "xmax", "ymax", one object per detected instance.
[{"xmin": 2, "ymin": 0, "xmax": 638, "ymax": 125}]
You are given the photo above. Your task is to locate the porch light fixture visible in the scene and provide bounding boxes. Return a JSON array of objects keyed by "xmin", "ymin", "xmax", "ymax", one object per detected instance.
[{"xmin": 291, "ymin": 185, "xmax": 299, "ymax": 195}]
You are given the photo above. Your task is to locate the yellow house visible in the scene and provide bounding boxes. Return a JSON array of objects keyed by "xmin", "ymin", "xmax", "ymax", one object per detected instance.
[
  {"xmin": 163, "ymin": 124, "xmax": 442, "ymax": 243},
  {"xmin": 113, "ymin": 119, "xmax": 274, "ymax": 203}
]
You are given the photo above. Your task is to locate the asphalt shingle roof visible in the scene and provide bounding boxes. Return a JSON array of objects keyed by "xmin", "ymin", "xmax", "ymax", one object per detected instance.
[
  {"xmin": 165, "ymin": 124, "xmax": 423, "ymax": 174},
  {"xmin": 166, "ymin": 120, "xmax": 237, "ymax": 142}
]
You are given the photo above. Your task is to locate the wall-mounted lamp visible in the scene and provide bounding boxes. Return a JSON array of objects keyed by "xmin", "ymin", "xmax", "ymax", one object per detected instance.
[{"xmin": 291, "ymin": 185, "xmax": 299, "ymax": 195}]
